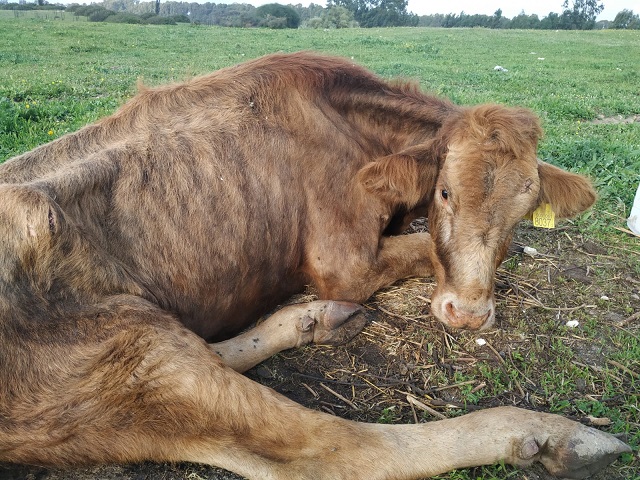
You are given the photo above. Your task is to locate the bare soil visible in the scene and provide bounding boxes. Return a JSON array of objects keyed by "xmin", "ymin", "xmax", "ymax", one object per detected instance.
[
  {"xmin": 590, "ymin": 114, "xmax": 640, "ymax": 125},
  {"xmin": 1, "ymin": 222, "xmax": 638, "ymax": 480}
]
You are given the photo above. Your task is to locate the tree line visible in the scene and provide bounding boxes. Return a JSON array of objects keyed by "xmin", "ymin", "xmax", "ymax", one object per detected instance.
[
  {"xmin": 1, "ymin": 0, "xmax": 639, "ymax": 30},
  {"xmin": 417, "ymin": 6, "xmax": 638, "ymax": 30}
]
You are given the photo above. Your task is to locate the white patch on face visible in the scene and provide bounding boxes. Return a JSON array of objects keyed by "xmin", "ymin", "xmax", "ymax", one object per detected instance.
[
  {"xmin": 453, "ymin": 242, "xmax": 494, "ymax": 289},
  {"xmin": 439, "ymin": 216, "xmax": 452, "ymax": 244}
]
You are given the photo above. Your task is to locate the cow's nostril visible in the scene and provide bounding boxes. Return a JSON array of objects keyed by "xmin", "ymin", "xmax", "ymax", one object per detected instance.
[
  {"xmin": 442, "ymin": 300, "xmax": 493, "ymax": 330},
  {"xmin": 445, "ymin": 301, "xmax": 457, "ymax": 319}
]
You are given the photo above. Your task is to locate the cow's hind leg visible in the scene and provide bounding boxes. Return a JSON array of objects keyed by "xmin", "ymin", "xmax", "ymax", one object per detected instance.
[
  {"xmin": 211, "ymin": 300, "xmax": 367, "ymax": 373},
  {"xmin": 1, "ymin": 295, "xmax": 376, "ymax": 473},
  {"xmin": 1, "ymin": 295, "xmax": 629, "ymax": 479}
]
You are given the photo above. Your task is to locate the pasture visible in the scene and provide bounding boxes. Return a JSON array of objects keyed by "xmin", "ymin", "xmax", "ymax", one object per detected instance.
[{"xmin": 1, "ymin": 16, "xmax": 639, "ymax": 480}]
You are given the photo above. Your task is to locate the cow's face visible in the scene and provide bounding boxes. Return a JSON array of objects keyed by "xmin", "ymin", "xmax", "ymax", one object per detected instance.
[{"xmin": 427, "ymin": 106, "xmax": 595, "ymax": 330}]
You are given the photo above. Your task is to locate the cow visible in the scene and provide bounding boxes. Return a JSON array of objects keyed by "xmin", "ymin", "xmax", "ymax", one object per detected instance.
[{"xmin": 0, "ymin": 52, "xmax": 629, "ymax": 479}]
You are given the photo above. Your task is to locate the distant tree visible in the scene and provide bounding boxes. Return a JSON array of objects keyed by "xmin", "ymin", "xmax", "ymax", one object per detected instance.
[
  {"xmin": 611, "ymin": 9, "xmax": 639, "ymax": 29},
  {"xmin": 417, "ymin": 13, "xmax": 446, "ymax": 27},
  {"xmin": 510, "ymin": 12, "xmax": 540, "ymax": 29},
  {"xmin": 263, "ymin": 14, "xmax": 288, "ymax": 28},
  {"xmin": 88, "ymin": 6, "xmax": 115, "ymax": 21},
  {"xmin": 561, "ymin": 0, "xmax": 604, "ymax": 29},
  {"xmin": 100, "ymin": 0, "xmax": 127, "ymax": 12},
  {"xmin": 146, "ymin": 13, "xmax": 176, "ymax": 23},
  {"xmin": 311, "ymin": 5, "xmax": 356, "ymax": 27},
  {"xmin": 105, "ymin": 12, "xmax": 143, "ymax": 23},
  {"xmin": 441, "ymin": 12, "xmax": 462, "ymax": 27},
  {"xmin": 173, "ymin": 3, "xmax": 259, "ymax": 27},
  {"xmin": 256, "ymin": 3, "xmax": 300, "ymax": 28},
  {"xmin": 328, "ymin": 0, "xmax": 414, "ymax": 27},
  {"xmin": 327, "ymin": 0, "xmax": 366, "ymax": 22},
  {"xmin": 491, "ymin": 9, "xmax": 504, "ymax": 28},
  {"xmin": 170, "ymin": 13, "xmax": 190, "ymax": 23},
  {"xmin": 292, "ymin": 2, "xmax": 324, "ymax": 22}
]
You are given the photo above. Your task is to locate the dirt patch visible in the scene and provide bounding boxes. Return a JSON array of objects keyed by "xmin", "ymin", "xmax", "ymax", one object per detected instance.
[
  {"xmin": 1, "ymin": 222, "xmax": 638, "ymax": 480},
  {"xmin": 591, "ymin": 114, "xmax": 640, "ymax": 124}
]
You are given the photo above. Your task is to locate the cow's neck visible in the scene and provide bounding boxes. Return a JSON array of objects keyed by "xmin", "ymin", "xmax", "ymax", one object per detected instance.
[{"xmin": 327, "ymin": 87, "xmax": 458, "ymax": 156}]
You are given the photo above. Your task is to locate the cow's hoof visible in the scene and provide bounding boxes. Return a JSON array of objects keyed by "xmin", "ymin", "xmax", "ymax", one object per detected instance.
[
  {"xmin": 296, "ymin": 301, "xmax": 367, "ymax": 346},
  {"xmin": 314, "ymin": 301, "xmax": 367, "ymax": 346},
  {"xmin": 538, "ymin": 424, "xmax": 632, "ymax": 479}
]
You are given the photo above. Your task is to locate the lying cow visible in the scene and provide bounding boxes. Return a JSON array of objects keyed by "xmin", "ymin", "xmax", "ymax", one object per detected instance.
[{"xmin": 0, "ymin": 52, "xmax": 628, "ymax": 479}]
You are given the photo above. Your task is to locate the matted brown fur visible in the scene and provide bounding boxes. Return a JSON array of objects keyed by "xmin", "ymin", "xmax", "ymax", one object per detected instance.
[{"xmin": 0, "ymin": 52, "xmax": 616, "ymax": 480}]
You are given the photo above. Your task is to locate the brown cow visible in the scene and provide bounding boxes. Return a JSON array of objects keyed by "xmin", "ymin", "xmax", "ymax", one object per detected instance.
[{"xmin": 0, "ymin": 52, "xmax": 628, "ymax": 479}]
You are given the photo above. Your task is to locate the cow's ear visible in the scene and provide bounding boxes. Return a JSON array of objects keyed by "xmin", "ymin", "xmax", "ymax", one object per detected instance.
[
  {"xmin": 357, "ymin": 154, "xmax": 422, "ymax": 207},
  {"xmin": 536, "ymin": 160, "xmax": 596, "ymax": 218}
]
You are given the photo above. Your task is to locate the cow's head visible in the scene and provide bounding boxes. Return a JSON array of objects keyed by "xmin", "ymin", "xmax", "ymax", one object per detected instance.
[{"xmin": 425, "ymin": 105, "xmax": 595, "ymax": 330}]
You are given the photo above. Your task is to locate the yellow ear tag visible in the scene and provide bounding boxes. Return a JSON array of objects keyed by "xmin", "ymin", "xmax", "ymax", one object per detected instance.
[{"xmin": 531, "ymin": 203, "xmax": 555, "ymax": 229}]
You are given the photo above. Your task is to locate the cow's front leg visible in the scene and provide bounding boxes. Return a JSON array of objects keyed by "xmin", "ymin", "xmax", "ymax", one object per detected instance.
[
  {"xmin": 210, "ymin": 301, "xmax": 367, "ymax": 373},
  {"xmin": 313, "ymin": 232, "xmax": 435, "ymax": 302}
]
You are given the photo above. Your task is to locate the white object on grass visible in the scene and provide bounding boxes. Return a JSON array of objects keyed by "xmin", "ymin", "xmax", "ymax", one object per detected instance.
[{"xmin": 628, "ymin": 182, "xmax": 640, "ymax": 235}]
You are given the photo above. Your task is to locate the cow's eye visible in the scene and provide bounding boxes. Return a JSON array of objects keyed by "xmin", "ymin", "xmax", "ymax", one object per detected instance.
[{"xmin": 441, "ymin": 189, "xmax": 449, "ymax": 200}]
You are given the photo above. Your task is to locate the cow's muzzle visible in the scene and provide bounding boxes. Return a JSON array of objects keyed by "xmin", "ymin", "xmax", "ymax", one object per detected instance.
[{"xmin": 432, "ymin": 291, "xmax": 495, "ymax": 330}]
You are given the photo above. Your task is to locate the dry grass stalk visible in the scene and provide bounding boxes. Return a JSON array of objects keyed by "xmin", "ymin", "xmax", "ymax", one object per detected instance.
[
  {"xmin": 406, "ymin": 395, "xmax": 446, "ymax": 419},
  {"xmin": 320, "ymin": 383, "xmax": 359, "ymax": 410}
]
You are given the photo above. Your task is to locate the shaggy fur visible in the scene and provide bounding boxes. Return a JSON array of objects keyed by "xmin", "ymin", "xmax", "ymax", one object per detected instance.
[{"xmin": 0, "ymin": 52, "xmax": 614, "ymax": 479}]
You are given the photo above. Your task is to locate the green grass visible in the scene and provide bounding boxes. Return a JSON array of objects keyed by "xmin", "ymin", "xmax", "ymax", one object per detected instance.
[{"xmin": 1, "ymin": 17, "xmax": 639, "ymax": 480}]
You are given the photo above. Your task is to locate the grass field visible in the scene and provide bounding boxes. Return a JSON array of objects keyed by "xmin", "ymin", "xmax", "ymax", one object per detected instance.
[{"xmin": 1, "ymin": 16, "xmax": 639, "ymax": 480}]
